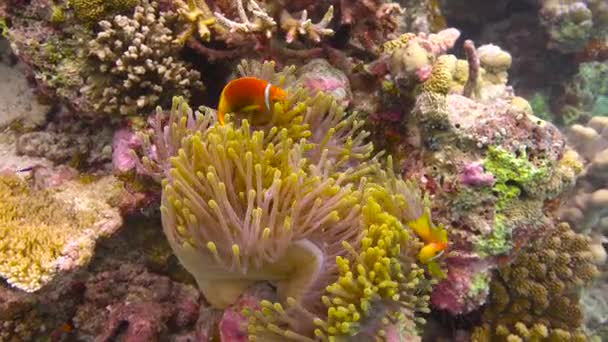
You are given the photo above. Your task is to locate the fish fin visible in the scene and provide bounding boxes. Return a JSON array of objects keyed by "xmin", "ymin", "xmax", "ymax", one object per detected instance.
[
  {"xmin": 427, "ymin": 261, "xmax": 446, "ymax": 279},
  {"xmin": 240, "ymin": 104, "xmax": 262, "ymax": 113},
  {"xmin": 407, "ymin": 210, "xmax": 432, "ymax": 241},
  {"xmin": 431, "ymin": 224, "xmax": 449, "ymax": 244}
]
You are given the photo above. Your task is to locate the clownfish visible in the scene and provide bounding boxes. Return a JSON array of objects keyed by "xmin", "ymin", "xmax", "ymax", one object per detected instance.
[
  {"xmin": 217, "ymin": 77, "xmax": 287, "ymax": 126},
  {"xmin": 406, "ymin": 209, "xmax": 449, "ymax": 278}
]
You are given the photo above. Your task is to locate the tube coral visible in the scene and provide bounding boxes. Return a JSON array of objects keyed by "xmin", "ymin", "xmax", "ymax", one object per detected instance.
[{"xmin": 140, "ymin": 60, "xmax": 442, "ymax": 340}]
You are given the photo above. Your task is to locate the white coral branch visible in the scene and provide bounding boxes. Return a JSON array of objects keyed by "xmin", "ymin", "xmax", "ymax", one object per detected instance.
[
  {"xmin": 280, "ymin": 5, "xmax": 334, "ymax": 44},
  {"xmin": 214, "ymin": 0, "xmax": 276, "ymax": 38}
]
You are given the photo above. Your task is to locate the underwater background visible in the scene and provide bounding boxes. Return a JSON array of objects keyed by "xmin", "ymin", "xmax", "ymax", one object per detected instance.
[{"xmin": 0, "ymin": 0, "xmax": 606, "ymax": 341}]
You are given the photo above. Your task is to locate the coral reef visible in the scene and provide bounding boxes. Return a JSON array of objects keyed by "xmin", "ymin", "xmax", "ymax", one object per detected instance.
[
  {"xmin": 4, "ymin": 0, "xmax": 202, "ymax": 118},
  {"xmin": 1, "ymin": 0, "xmax": 606, "ymax": 340},
  {"xmin": 471, "ymin": 223, "xmax": 598, "ymax": 341},
  {"xmin": 135, "ymin": 60, "xmax": 440, "ymax": 340},
  {"xmin": 0, "ymin": 217, "xmax": 208, "ymax": 342},
  {"xmin": 380, "ymin": 37, "xmax": 582, "ymax": 315}
]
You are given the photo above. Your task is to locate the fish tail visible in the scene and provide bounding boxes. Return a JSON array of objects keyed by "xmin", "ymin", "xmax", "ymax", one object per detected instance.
[
  {"xmin": 427, "ymin": 261, "xmax": 446, "ymax": 278},
  {"xmin": 407, "ymin": 210, "xmax": 432, "ymax": 242}
]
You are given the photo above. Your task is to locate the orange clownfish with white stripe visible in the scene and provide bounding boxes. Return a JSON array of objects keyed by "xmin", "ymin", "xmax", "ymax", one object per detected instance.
[
  {"xmin": 217, "ymin": 77, "xmax": 287, "ymax": 126},
  {"xmin": 406, "ymin": 209, "xmax": 449, "ymax": 278}
]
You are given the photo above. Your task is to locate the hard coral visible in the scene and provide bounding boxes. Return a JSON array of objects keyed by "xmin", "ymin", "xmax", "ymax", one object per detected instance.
[
  {"xmin": 472, "ymin": 223, "xmax": 598, "ymax": 341},
  {"xmin": 0, "ymin": 174, "xmax": 122, "ymax": 292},
  {"xmin": 559, "ymin": 116, "xmax": 608, "ymax": 236},
  {"xmin": 421, "ymin": 55, "xmax": 454, "ymax": 95},
  {"xmin": 174, "ymin": 0, "xmax": 223, "ymax": 44},
  {"xmin": 540, "ymin": 0, "xmax": 594, "ymax": 53},
  {"xmin": 540, "ymin": 0, "xmax": 608, "ymax": 54},
  {"xmin": 67, "ymin": 0, "xmax": 138, "ymax": 23},
  {"xmin": 138, "ymin": 60, "xmax": 439, "ymax": 340},
  {"xmin": 404, "ymin": 40, "xmax": 581, "ymax": 315},
  {"xmin": 82, "ymin": 0, "xmax": 204, "ymax": 116},
  {"xmin": 558, "ymin": 60, "xmax": 608, "ymax": 125}
]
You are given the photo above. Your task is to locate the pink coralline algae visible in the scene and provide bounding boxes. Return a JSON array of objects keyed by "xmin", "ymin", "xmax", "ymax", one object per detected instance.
[
  {"xmin": 219, "ymin": 295, "xmax": 261, "ymax": 342},
  {"xmin": 459, "ymin": 162, "xmax": 495, "ymax": 187},
  {"xmin": 415, "ymin": 65, "xmax": 433, "ymax": 82},
  {"xmin": 295, "ymin": 58, "xmax": 352, "ymax": 107},
  {"xmin": 417, "ymin": 28, "xmax": 462, "ymax": 57},
  {"xmin": 112, "ymin": 128, "xmax": 143, "ymax": 174},
  {"xmin": 73, "ymin": 263, "xmax": 201, "ymax": 341},
  {"xmin": 304, "ymin": 77, "xmax": 345, "ymax": 98},
  {"xmin": 431, "ymin": 254, "xmax": 491, "ymax": 315}
]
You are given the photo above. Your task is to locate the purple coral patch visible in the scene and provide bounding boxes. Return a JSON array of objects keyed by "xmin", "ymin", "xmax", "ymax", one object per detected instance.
[{"xmin": 459, "ymin": 162, "xmax": 495, "ymax": 187}]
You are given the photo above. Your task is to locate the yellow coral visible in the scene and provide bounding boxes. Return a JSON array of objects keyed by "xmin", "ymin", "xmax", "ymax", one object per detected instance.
[
  {"xmin": 174, "ymin": 0, "xmax": 225, "ymax": 44},
  {"xmin": 0, "ymin": 175, "xmax": 95, "ymax": 292},
  {"xmin": 472, "ymin": 223, "xmax": 598, "ymax": 341},
  {"xmin": 379, "ymin": 33, "xmax": 416, "ymax": 54},
  {"xmin": 68, "ymin": 0, "xmax": 137, "ymax": 22},
  {"xmin": 422, "ymin": 55, "xmax": 454, "ymax": 94}
]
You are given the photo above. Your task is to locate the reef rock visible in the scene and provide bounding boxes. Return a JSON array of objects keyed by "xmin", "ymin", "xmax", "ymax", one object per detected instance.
[{"xmin": 407, "ymin": 87, "xmax": 580, "ymax": 315}]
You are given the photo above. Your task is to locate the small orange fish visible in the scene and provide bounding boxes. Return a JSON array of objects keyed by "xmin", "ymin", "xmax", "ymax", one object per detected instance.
[
  {"xmin": 217, "ymin": 77, "xmax": 286, "ymax": 126},
  {"xmin": 406, "ymin": 209, "xmax": 448, "ymax": 277}
]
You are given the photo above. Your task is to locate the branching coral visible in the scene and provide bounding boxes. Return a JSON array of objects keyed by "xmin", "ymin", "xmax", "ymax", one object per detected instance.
[
  {"xmin": 137, "ymin": 60, "xmax": 440, "ymax": 340},
  {"xmin": 214, "ymin": 0, "xmax": 277, "ymax": 38},
  {"xmin": 279, "ymin": 6, "xmax": 334, "ymax": 44},
  {"xmin": 81, "ymin": 0, "xmax": 203, "ymax": 116},
  {"xmin": 173, "ymin": 0, "xmax": 223, "ymax": 44},
  {"xmin": 472, "ymin": 223, "xmax": 598, "ymax": 341}
]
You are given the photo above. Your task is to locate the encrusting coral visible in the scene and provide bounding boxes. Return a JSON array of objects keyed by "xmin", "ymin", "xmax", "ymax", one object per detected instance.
[
  {"xmin": 67, "ymin": 0, "xmax": 138, "ymax": 23},
  {"xmin": 82, "ymin": 0, "xmax": 204, "ymax": 116},
  {"xmin": 0, "ymin": 174, "xmax": 123, "ymax": 292},
  {"xmin": 472, "ymin": 223, "xmax": 598, "ymax": 342},
  {"xmin": 134, "ymin": 60, "xmax": 440, "ymax": 340}
]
